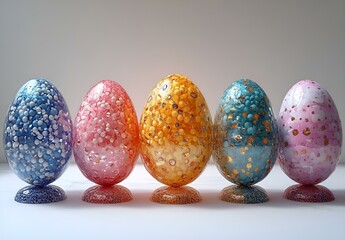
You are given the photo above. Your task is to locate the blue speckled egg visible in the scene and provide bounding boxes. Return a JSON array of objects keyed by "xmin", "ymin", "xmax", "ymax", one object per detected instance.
[
  {"xmin": 4, "ymin": 78, "xmax": 73, "ymax": 186},
  {"xmin": 213, "ymin": 79, "xmax": 279, "ymax": 186}
]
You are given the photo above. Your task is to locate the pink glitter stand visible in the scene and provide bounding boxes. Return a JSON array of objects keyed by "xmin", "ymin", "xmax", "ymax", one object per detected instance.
[
  {"xmin": 283, "ymin": 184, "xmax": 334, "ymax": 203},
  {"xmin": 82, "ymin": 185, "xmax": 133, "ymax": 204}
]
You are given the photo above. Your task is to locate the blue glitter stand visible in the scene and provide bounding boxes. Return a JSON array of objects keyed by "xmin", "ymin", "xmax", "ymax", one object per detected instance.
[
  {"xmin": 15, "ymin": 185, "xmax": 66, "ymax": 204},
  {"xmin": 220, "ymin": 185, "xmax": 269, "ymax": 204}
]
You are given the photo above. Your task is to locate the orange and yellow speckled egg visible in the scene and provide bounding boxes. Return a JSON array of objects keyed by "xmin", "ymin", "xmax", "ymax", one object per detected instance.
[{"xmin": 139, "ymin": 74, "xmax": 213, "ymax": 187}]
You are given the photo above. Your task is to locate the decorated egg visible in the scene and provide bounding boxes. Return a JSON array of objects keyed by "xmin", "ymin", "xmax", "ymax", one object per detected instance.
[
  {"xmin": 4, "ymin": 78, "xmax": 73, "ymax": 186},
  {"xmin": 73, "ymin": 80, "xmax": 139, "ymax": 186},
  {"xmin": 213, "ymin": 79, "xmax": 279, "ymax": 186},
  {"xmin": 139, "ymin": 74, "xmax": 213, "ymax": 187},
  {"xmin": 278, "ymin": 80, "xmax": 342, "ymax": 185}
]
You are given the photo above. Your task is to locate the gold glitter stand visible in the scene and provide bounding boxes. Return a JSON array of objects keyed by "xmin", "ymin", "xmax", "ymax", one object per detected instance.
[
  {"xmin": 151, "ymin": 186, "xmax": 201, "ymax": 204},
  {"xmin": 82, "ymin": 185, "xmax": 133, "ymax": 204}
]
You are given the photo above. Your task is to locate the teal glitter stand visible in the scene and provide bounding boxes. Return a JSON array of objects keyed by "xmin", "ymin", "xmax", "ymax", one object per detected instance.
[{"xmin": 220, "ymin": 185, "xmax": 269, "ymax": 204}]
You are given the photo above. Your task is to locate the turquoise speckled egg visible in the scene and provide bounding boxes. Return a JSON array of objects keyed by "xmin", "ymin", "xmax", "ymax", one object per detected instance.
[{"xmin": 213, "ymin": 79, "xmax": 279, "ymax": 186}]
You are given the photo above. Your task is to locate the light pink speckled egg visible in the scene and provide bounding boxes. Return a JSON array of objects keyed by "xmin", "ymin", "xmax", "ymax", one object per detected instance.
[
  {"xmin": 278, "ymin": 80, "xmax": 342, "ymax": 185},
  {"xmin": 73, "ymin": 80, "xmax": 139, "ymax": 186}
]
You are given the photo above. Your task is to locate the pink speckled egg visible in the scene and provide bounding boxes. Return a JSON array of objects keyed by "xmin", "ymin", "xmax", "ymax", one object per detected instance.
[
  {"xmin": 73, "ymin": 80, "xmax": 139, "ymax": 186},
  {"xmin": 278, "ymin": 80, "xmax": 342, "ymax": 185}
]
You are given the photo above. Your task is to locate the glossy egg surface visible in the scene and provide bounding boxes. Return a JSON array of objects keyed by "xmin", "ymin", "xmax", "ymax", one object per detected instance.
[
  {"xmin": 73, "ymin": 80, "xmax": 139, "ymax": 186},
  {"xmin": 4, "ymin": 78, "xmax": 72, "ymax": 185},
  {"xmin": 278, "ymin": 80, "xmax": 342, "ymax": 184},
  {"xmin": 213, "ymin": 79, "xmax": 279, "ymax": 186},
  {"xmin": 139, "ymin": 74, "xmax": 213, "ymax": 187}
]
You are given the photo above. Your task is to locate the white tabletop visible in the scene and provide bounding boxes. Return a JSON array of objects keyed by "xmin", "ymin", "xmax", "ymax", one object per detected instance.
[{"xmin": 0, "ymin": 162, "xmax": 344, "ymax": 240}]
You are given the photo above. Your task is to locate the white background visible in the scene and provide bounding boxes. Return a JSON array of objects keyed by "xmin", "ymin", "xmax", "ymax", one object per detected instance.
[
  {"xmin": 0, "ymin": 2, "xmax": 344, "ymax": 239},
  {"xmin": 0, "ymin": 0, "xmax": 344, "ymax": 163}
]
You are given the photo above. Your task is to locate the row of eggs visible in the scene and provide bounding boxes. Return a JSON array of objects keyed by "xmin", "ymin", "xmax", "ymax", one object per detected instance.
[{"xmin": 3, "ymin": 74, "xmax": 342, "ymax": 203}]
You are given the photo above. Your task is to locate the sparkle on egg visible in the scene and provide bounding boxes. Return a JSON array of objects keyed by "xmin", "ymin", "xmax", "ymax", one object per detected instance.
[{"xmin": 139, "ymin": 74, "xmax": 213, "ymax": 187}]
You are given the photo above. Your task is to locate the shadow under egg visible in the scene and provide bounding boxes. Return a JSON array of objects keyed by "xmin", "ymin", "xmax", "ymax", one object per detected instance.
[
  {"xmin": 82, "ymin": 185, "xmax": 133, "ymax": 204},
  {"xmin": 220, "ymin": 185, "xmax": 269, "ymax": 204},
  {"xmin": 283, "ymin": 184, "xmax": 335, "ymax": 203},
  {"xmin": 15, "ymin": 185, "xmax": 67, "ymax": 204},
  {"xmin": 151, "ymin": 186, "xmax": 201, "ymax": 204}
]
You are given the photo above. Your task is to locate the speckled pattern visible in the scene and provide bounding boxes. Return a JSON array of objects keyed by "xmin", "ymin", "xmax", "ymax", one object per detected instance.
[
  {"xmin": 139, "ymin": 74, "xmax": 213, "ymax": 187},
  {"xmin": 278, "ymin": 80, "xmax": 342, "ymax": 185},
  {"xmin": 73, "ymin": 80, "xmax": 139, "ymax": 186},
  {"xmin": 213, "ymin": 79, "xmax": 279, "ymax": 186},
  {"xmin": 15, "ymin": 185, "xmax": 66, "ymax": 204},
  {"xmin": 4, "ymin": 79, "xmax": 72, "ymax": 186}
]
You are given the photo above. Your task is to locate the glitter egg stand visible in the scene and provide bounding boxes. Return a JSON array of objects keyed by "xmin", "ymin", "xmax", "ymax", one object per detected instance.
[
  {"xmin": 73, "ymin": 80, "xmax": 139, "ymax": 204},
  {"xmin": 213, "ymin": 79, "xmax": 279, "ymax": 204},
  {"xmin": 139, "ymin": 74, "xmax": 213, "ymax": 204},
  {"xmin": 278, "ymin": 80, "xmax": 342, "ymax": 202},
  {"xmin": 3, "ymin": 78, "xmax": 73, "ymax": 204}
]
